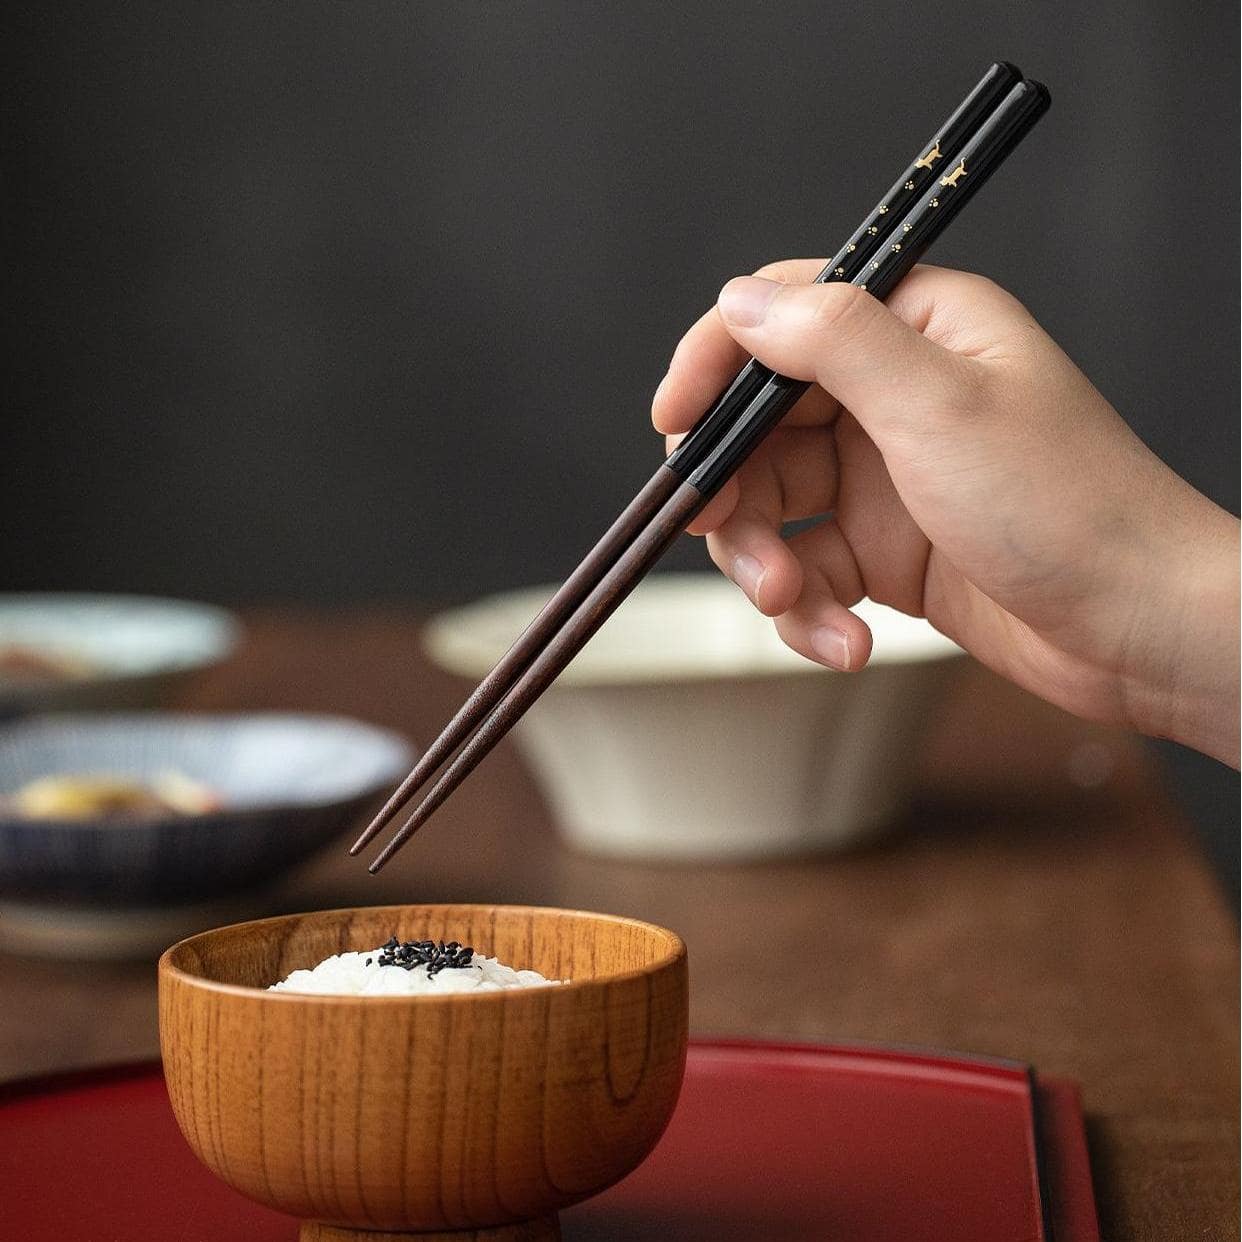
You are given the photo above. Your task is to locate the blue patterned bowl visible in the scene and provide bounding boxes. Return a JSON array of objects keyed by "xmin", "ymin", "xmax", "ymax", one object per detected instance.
[
  {"xmin": 0, "ymin": 714, "xmax": 412, "ymax": 904},
  {"xmin": 0, "ymin": 594, "xmax": 240, "ymax": 717}
]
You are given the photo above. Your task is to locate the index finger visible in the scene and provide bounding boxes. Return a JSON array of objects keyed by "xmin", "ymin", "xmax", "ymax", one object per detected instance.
[{"xmin": 652, "ymin": 258, "xmax": 834, "ymax": 436}]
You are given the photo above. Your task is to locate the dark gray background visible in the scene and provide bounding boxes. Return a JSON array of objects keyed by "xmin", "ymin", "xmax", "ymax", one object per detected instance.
[{"xmin": 4, "ymin": 3, "xmax": 1238, "ymax": 888}]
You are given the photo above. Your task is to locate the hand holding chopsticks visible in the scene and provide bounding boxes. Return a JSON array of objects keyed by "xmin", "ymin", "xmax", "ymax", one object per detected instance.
[{"xmin": 356, "ymin": 64, "xmax": 1050, "ymax": 872}]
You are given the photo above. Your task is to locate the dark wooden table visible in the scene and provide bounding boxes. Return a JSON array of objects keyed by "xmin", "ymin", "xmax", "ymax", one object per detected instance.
[{"xmin": 1, "ymin": 612, "xmax": 1236, "ymax": 1240}]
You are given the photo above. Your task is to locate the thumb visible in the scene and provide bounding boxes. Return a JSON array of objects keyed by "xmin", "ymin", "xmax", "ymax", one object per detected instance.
[{"xmin": 716, "ymin": 274, "xmax": 977, "ymax": 444}]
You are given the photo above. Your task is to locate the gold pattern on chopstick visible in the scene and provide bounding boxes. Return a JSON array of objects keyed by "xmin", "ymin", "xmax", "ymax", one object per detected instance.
[
  {"xmin": 939, "ymin": 159, "xmax": 967, "ymax": 187},
  {"xmin": 878, "ymin": 205, "xmax": 888, "ymax": 213},
  {"xmin": 834, "ymin": 266, "xmax": 845, "ymax": 276},
  {"xmin": 904, "ymin": 180, "xmax": 915, "ymax": 190},
  {"xmin": 914, "ymin": 140, "xmax": 942, "ymax": 170}
]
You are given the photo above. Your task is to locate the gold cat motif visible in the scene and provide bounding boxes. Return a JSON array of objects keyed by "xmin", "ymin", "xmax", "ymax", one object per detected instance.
[
  {"xmin": 939, "ymin": 159, "xmax": 967, "ymax": 188},
  {"xmin": 914, "ymin": 139, "xmax": 942, "ymax": 170}
]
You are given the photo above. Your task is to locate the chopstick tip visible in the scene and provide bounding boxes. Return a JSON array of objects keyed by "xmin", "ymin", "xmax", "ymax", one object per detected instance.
[
  {"xmin": 348, "ymin": 826, "xmax": 377, "ymax": 856},
  {"xmin": 350, "ymin": 810, "xmax": 392, "ymax": 856},
  {"xmin": 365, "ymin": 824, "xmax": 414, "ymax": 874}
]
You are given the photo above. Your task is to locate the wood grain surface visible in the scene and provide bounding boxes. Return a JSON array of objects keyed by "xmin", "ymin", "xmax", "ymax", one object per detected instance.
[
  {"xmin": 160, "ymin": 904, "xmax": 687, "ymax": 1238},
  {"xmin": 0, "ymin": 609, "xmax": 1236, "ymax": 1241}
]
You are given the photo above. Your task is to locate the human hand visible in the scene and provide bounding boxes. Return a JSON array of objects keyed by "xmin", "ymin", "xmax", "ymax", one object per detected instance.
[{"xmin": 653, "ymin": 262, "xmax": 1239, "ymax": 766}]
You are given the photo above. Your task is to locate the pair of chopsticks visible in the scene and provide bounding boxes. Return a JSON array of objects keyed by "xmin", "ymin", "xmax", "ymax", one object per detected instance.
[{"xmin": 356, "ymin": 62, "xmax": 1051, "ymax": 872}]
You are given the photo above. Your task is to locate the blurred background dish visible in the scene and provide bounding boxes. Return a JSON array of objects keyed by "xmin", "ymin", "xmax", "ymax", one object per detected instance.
[
  {"xmin": 0, "ymin": 594, "xmax": 240, "ymax": 717},
  {"xmin": 0, "ymin": 713, "xmax": 412, "ymax": 958},
  {"xmin": 424, "ymin": 573, "xmax": 966, "ymax": 859}
]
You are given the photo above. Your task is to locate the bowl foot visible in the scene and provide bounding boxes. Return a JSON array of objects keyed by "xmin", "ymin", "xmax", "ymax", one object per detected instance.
[{"xmin": 300, "ymin": 1216, "xmax": 560, "ymax": 1241}]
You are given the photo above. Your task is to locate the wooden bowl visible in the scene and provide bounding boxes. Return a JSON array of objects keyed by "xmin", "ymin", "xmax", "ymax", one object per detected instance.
[{"xmin": 159, "ymin": 904, "xmax": 688, "ymax": 1241}]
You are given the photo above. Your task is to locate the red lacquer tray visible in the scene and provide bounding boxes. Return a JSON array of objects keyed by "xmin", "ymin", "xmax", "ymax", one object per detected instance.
[{"xmin": 0, "ymin": 1039, "xmax": 1099, "ymax": 1241}]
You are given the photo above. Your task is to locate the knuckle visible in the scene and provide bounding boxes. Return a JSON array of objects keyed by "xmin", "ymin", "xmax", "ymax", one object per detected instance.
[
  {"xmin": 752, "ymin": 258, "xmax": 804, "ymax": 283},
  {"xmin": 752, "ymin": 257, "xmax": 833, "ymax": 286},
  {"xmin": 947, "ymin": 268, "xmax": 1025, "ymax": 316},
  {"xmin": 954, "ymin": 269, "xmax": 1001, "ymax": 299},
  {"xmin": 809, "ymin": 281, "xmax": 870, "ymax": 338}
]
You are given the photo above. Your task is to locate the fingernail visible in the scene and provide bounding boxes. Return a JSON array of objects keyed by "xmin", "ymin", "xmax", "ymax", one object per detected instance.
[
  {"xmin": 718, "ymin": 276, "xmax": 780, "ymax": 328},
  {"xmin": 731, "ymin": 554, "xmax": 765, "ymax": 604},
  {"xmin": 811, "ymin": 625, "xmax": 851, "ymax": 670}
]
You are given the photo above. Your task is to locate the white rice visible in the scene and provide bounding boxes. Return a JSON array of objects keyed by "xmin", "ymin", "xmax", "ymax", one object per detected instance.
[{"xmin": 268, "ymin": 947, "xmax": 565, "ymax": 996}]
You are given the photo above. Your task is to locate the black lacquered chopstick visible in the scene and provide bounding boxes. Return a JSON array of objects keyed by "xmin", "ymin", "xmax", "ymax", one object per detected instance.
[
  {"xmin": 350, "ymin": 61, "xmax": 1026, "ymax": 859},
  {"xmin": 664, "ymin": 59, "xmax": 1024, "ymax": 476},
  {"xmin": 367, "ymin": 76, "xmax": 1051, "ymax": 872},
  {"xmin": 685, "ymin": 78, "xmax": 1050, "ymax": 498}
]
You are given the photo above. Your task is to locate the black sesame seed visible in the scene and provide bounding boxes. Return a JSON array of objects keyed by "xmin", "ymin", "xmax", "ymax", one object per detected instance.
[{"xmin": 371, "ymin": 933, "xmax": 477, "ymax": 976}]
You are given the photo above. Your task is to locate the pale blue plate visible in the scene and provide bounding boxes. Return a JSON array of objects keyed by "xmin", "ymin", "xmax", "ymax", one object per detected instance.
[{"xmin": 0, "ymin": 713, "xmax": 412, "ymax": 903}]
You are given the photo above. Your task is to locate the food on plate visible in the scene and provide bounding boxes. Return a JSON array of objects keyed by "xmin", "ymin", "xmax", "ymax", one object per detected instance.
[
  {"xmin": 0, "ymin": 645, "xmax": 95, "ymax": 685},
  {"xmin": 4, "ymin": 771, "xmax": 222, "ymax": 819}
]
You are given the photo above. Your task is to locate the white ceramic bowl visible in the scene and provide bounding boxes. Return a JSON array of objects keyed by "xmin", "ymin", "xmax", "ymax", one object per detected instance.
[
  {"xmin": 0, "ymin": 594, "xmax": 240, "ymax": 716},
  {"xmin": 424, "ymin": 573, "xmax": 966, "ymax": 860}
]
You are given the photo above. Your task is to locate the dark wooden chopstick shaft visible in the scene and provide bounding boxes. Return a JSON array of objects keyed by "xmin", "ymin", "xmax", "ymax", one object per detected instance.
[
  {"xmin": 349, "ymin": 464, "xmax": 680, "ymax": 854},
  {"xmin": 368, "ymin": 479, "xmax": 707, "ymax": 871}
]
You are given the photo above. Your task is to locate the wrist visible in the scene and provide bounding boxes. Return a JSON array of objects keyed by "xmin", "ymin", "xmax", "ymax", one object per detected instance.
[{"xmin": 1129, "ymin": 501, "xmax": 1239, "ymax": 766}]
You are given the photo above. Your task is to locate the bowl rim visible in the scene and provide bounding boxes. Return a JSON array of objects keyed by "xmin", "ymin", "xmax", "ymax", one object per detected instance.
[
  {"xmin": 0, "ymin": 711, "xmax": 413, "ymax": 827},
  {"xmin": 158, "ymin": 902, "xmax": 687, "ymax": 1004},
  {"xmin": 0, "ymin": 593, "xmax": 242, "ymax": 712},
  {"xmin": 0, "ymin": 592, "xmax": 241, "ymax": 669},
  {"xmin": 423, "ymin": 574, "xmax": 966, "ymax": 686}
]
